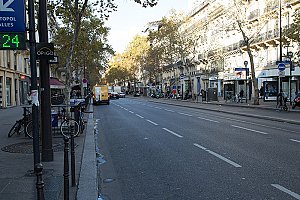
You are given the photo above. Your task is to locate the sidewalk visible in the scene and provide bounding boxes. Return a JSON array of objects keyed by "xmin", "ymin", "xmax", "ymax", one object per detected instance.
[
  {"xmin": 143, "ymin": 95, "xmax": 300, "ymax": 125},
  {"xmin": 0, "ymin": 104, "xmax": 98, "ymax": 200}
]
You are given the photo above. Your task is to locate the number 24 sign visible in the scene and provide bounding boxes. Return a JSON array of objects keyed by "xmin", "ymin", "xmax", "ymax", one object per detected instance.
[{"xmin": 0, "ymin": 32, "xmax": 26, "ymax": 50}]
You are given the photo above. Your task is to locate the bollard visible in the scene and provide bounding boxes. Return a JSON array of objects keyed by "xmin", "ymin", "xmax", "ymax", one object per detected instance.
[
  {"xmin": 23, "ymin": 107, "xmax": 28, "ymax": 136},
  {"xmin": 70, "ymin": 126, "xmax": 76, "ymax": 187},
  {"xmin": 35, "ymin": 163, "xmax": 45, "ymax": 200},
  {"xmin": 63, "ymin": 136, "xmax": 70, "ymax": 200}
]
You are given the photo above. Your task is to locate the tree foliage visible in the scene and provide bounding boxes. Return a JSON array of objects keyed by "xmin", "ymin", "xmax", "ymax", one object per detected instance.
[
  {"xmin": 285, "ymin": 12, "xmax": 300, "ymax": 60},
  {"xmin": 47, "ymin": 0, "xmax": 160, "ymax": 100},
  {"xmin": 148, "ymin": 11, "xmax": 201, "ymax": 68},
  {"xmin": 105, "ymin": 35, "xmax": 150, "ymax": 84}
]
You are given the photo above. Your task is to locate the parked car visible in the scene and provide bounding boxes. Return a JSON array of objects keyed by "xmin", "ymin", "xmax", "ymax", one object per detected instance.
[
  {"xmin": 110, "ymin": 92, "xmax": 119, "ymax": 99},
  {"xmin": 119, "ymin": 92, "xmax": 126, "ymax": 98}
]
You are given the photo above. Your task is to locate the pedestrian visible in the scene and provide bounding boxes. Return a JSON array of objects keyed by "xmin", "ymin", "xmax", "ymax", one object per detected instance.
[
  {"xmin": 277, "ymin": 90, "xmax": 283, "ymax": 108},
  {"xmin": 27, "ymin": 92, "xmax": 32, "ymax": 105},
  {"xmin": 259, "ymin": 86, "xmax": 264, "ymax": 98},
  {"xmin": 239, "ymin": 89, "xmax": 244, "ymax": 103}
]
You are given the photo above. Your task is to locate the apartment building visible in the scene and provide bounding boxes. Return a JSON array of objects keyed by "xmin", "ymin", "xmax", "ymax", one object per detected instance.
[
  {"xmin": 0, "ymin": 50, "xmax": 31, "ymax": 108},
  {"xmin": 162, "ymin": 0, "xmax": 300, "ymax": 101}
]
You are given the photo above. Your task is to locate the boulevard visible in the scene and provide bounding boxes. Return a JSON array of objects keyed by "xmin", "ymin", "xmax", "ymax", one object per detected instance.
[{"xmin": 95, "ymin": 98, "xmax": 300, "ymax": 200}]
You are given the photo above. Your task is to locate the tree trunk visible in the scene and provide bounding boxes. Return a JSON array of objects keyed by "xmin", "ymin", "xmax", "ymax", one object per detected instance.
[
  {"xmin": 247, "ymin": 46, "xmax": 259, "ymax": 105},
  {"xmin": 63, "ymin": 0, "xmax": 88, "ymax": 106}
]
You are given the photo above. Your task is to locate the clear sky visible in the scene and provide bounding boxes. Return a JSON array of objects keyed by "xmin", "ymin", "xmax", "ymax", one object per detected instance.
[{"xmin": 105, "ymin": 0, "xmax": 190, "ymax": 54}]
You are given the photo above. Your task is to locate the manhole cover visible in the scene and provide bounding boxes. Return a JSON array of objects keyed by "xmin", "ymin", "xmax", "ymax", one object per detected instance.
[{"xmin": 1, "ymin": 142, "xmax": 78, "ymax": 154}]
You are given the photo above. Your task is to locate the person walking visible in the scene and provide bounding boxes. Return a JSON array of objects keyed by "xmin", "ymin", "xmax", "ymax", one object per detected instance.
[{"xmin": 239, "ymin": 89, "xmax": 244, "ymax": 103}]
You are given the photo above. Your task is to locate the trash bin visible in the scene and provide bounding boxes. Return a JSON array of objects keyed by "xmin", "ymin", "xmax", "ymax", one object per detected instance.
[{"xmin": 51, "ymin": 112, "xmax": 58, "ymax": 127}]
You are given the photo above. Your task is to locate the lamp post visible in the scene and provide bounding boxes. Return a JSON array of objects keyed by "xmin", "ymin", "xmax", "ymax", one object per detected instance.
[
  {"xmin": 278, "ymin": 0, "xmax": 283, "ymax": 94},
  {"xmin": 244, "ymin": 61, "xmax": 248, "ymax": 103}
]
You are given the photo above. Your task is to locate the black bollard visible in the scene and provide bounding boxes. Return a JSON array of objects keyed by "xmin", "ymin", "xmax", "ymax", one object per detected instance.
[
  {"xmin": 63, "ymin": 136, "xmax": 70, "ymax": 200},
  {"xmin": 35, "ymin": 163, "xmax": 45, "ymax": 200},
  {"xmin": 70, "ymin": 127, "xmax": 76, "ymax": 187}
]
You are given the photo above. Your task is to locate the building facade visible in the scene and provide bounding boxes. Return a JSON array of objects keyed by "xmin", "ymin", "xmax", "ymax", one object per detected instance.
[
  {"xmin": 0, "ymin": 50, "xmax": 31, "ymax": 108},
  {"xmin": 161, "ymin": 0, "xmax": 300, "ymax": 101}
]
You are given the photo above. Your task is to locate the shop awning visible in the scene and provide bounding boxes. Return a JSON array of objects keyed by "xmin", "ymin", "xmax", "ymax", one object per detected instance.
[{"xmin": 50, "ymin": 78, "xmax": 65, "ymax": 89}]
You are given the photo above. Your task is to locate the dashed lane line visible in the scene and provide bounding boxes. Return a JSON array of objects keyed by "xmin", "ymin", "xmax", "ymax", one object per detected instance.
[
  {"xmin": 164, "ymin": 109, "xmax": 175, "ymax": 112},
  {"xmin": 290, "ymin": 139, "xmax": 300, "ymax": 143},
  {"xmin": 271, "ymin": 184, "xmax": 300, "ymax": 200},
  {"xmin": 197, "ymin": 117, "xmax": 219, "ymax": 123},
  {"xmin": 129, "ymin": 111, "xmax": 134, "ymax": 114},
  {"xmin": 178, "ymin": 112, "xmax": 193, "ymax": 117},
  {"xmin": 135, "ymin": 114, "xmax": 144, "ymax": 119},
  {"xmin": 231, "ymin": 125, "xmax": 269, "ymax": 135},
  {"xmin": 146, "ymin": 120, "xmax": 158, "ymax": 126},
  {"xmin": 162, "ymin": 128, "xmax": 183, "ymax": 138},
  {"xmin": 193, "ymin": 143, "xmax": 242, "ymax": 168}
]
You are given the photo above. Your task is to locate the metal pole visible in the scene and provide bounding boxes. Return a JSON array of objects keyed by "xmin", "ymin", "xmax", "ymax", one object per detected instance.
[
  {"xmin": 39, "ymin": 0, "xmax": 54, "ymax": 161},
  {"xmin": 28, "ymin": 0, "xmax": 45, "ymax": 198},
  {"xmin": 279, "ymin": 0, "xmax": 282, "ymax": 93},
  {"xmin": 63, "ymin": 137, "xmax": 70, "ymax": 200}
]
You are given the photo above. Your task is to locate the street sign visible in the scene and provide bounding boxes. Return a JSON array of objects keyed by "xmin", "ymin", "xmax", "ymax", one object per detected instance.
[
  {"xmin": 48, "ymin": 56, "xmax": 59, "ymax": 64},
  {"xmin": 179, "ymin": 74, "xmax": 185, "ymax": 80},
  {"xmin": 0, "ymin": 32, "xmax": 26, "ymax": 49},
  {"xmin": 0, "ymin": 0, "xmax": 26, "ymax": 32},
  {"xmin": 278, "ymin": 70, "xmax": 285, "ymax": 77},
  {"xmin": 278, "ymin": 63, "xmax": 286, "ymax": 71},
  {"xmin": 82, "ymin": 79, "xmax": 88, "ymax": 87},
  {"xmin": 36, "ymin": 43, "xmax": 54, "ymax": 60}
]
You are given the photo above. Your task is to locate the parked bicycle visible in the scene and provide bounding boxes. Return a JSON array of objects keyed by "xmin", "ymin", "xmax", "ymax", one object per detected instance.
[
  {"xmin": 59, "ymin": 108, "xmax": 80, "ymax": 138},
  {"xmin": 8, "ymin": 108, "xmax": 33, "ymax": 138}
]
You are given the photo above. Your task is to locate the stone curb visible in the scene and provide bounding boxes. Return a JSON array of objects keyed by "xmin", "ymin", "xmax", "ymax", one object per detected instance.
[
  {"xmin": 147, "ymin": 99, "xmax": 300, "ymax": 125},
  {"xmin": 76, "ymin": 104, "xmax": 98, "ymax": 200}
]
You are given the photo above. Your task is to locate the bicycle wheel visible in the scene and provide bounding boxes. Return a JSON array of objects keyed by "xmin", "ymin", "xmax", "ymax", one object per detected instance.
[
  {"xmin": 25, "ymin": 121, "xmax": 34, "ymax": 139},
  {"xmin": 60, "ymin": 119, "xmax": 79, "ymax": 138},
  {"xmin": 8, "ymin": 120, "xmax": 21, "ymax": 137}
]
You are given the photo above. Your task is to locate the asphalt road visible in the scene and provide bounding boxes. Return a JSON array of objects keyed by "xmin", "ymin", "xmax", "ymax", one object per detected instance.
[{"xmin": 95, "ymin": 98, "xmax": 300, "ymax": 200}]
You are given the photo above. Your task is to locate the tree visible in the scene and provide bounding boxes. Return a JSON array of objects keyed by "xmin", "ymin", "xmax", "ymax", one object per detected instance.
[
  {"xmin": 48, "ymin": 0, "xmax": 160, "ymax": 102},
  {"xmin": 223, "ymin": 0, "xmax": 278, "ymax": 105},
  {"xmin": 285, "ymin": 11, "xmax": 300, "ymax": 64}
]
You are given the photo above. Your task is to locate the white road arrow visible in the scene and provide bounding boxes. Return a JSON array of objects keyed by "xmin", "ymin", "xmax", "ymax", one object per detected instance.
[{"xmin": 0, "ymin": 0, "xmax": 14, "ymax": 12}]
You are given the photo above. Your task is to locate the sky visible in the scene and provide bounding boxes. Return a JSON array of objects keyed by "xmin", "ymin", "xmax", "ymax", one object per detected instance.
[{"xmin": 105, "ymin": 0, "xmax": 192, "ymax": 54}]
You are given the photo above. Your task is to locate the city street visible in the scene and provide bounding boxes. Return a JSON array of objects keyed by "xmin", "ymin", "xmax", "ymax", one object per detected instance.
[{"xmin": 95, "ymin": 98, "xmax": 300, "ymax": 200}]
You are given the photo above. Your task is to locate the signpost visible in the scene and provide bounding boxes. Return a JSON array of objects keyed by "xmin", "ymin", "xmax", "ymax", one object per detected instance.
[
  {"xmin": 278, "ymin": 63, "xmax": 286, "ymax": 71},
  {"xmin": 0, "ymin": 0, "xmax": 26, "ymax": 50}
]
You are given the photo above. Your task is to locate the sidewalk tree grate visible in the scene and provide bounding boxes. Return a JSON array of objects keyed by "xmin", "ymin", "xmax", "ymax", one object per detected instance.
[{"xmin": 1, "ymin": 141, "xmax": 78, "ymax": 154}]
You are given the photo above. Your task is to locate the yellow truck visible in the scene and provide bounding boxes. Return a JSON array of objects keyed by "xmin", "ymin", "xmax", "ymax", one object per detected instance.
[{"xmin": 93, "ymin": 85, "xmax": 110, "ymax": 105}]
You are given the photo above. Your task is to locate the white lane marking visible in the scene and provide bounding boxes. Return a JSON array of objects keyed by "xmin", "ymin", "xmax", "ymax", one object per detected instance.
[
  {"xmin": 199, "ymin": 113, "xmax": 300, "ymax": 134},
  {"xmin": 146, "ymin": 120, "xmax": 158, "ymax": 126},
  {"xmin": 290, "ymin": 139, "xmax": 300, "ymax": 143},
  {"xmin": 271, "ymin": 184, "xmax": 300, "ymax": 200},
  {"xmin": 124, "ymin": 108, "xmax": 128, "ymax": 111},
  {"xmin": 162, "ymin": 128, "xmax": 183, "ymax": 138},
  {"xmin": 193, "ymin": 143, "xmax": 207, "ymax": 150},
  {"xmin": 231, "ymin": 125, "xmax": 269, "ymax": 135},
  {"xmin": 164, "ymin": 109, "xmax": 175, "ymax": 112},
  {"xmin": 120, "ymin": 106, "xmax": 124, "ymax": 109},
  {"xmin": 135, "ymin": 114, "xmax": 144, "ymax": 119},
  {"xmin": 194, "ymin": 143, "xmax": 242, "ymax": 168},
  {"xmin": 178, "ymin": 112, "xmax": 193, "ymax": 117},
  {"xmin": 197, "ymin": 117, "xmax": 219, "ymax": 123},
  {"xmin": 129, "ymin": 111, "xmax": 134, "ymax": 114}
]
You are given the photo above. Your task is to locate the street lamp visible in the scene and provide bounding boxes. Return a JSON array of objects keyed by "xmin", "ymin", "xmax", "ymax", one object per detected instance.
[{"xmin": 244, "ymin": 61, "xmax": 248, "ymax": 103}]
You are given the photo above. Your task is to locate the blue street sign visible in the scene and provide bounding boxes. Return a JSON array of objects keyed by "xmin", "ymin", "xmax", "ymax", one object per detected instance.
[
  {"xmin": 0, "ymin": 0, "xmax": 25, "ymax": 32},
  {"xmin": 179, "ymin": 74, "xmax": 185, "ymax": 80},
  {"xmin": 278, "ymin": 63, "xmax": 286, "ymax": 71}
]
